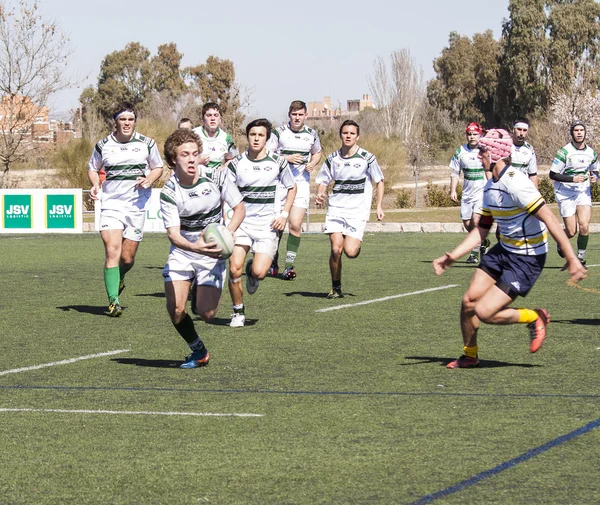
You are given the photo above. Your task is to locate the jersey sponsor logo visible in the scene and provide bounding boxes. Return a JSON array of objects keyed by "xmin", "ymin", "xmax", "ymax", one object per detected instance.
[
  {"xmin": 189, "ymin": 191, "xmax": 199, "ymax": 198},
  {"xmin": 354, "ymin": 163, "xmax": 361, "ymax": 168},
  {"xmin": 253, "ymin": 166, "xmax": 261, "ymax": 171},
  {"xmin": 508, "ymin": 171, "xmax": 515, "ymax": 177},
  {"xmin": 201, "ymin": 188, "xmax": 212, "ymax": 196},
  {"xmin": 132, "ymin": 147, "xmax": 141, "ymax": 152},
  {"xmin": 120, "ymin": 147, "xmax": 128, "ymax": 151},
  {"xmin": 553, "ymin": 159, "xmax": 560, "ymax": 164},
  {"xmin": 344, "ymin": 162, "xmax": 351, "ymax": 167}
]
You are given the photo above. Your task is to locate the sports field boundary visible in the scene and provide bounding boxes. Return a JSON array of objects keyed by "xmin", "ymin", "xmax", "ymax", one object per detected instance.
[
  {"xmin": 410, "ymin": 416, "xmax": 600, "ymax": 504},
  {"xmin": 316, "ymin": 285, "xmax": 460, "ymax": 313},
  {"xmin": 0, "ymin": 408, "xmax": 262, "ymax": 418},
  {"xmin": 0, "ymin": 350, "xmax": 130, "ymax": 376}
]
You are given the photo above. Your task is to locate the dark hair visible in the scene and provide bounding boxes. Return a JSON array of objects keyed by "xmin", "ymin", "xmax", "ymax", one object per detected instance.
[
  {"xmin": 570, "ymin": 119, "xmax": 586, "ymax": 136},
  {"xmin": 202, "ymin": 102, "xmax": 222, "ymax": 118},
  {"xmin": 246, "ymin": 118, "xmax": 272, "ymax": 140},
  {"xmin": 288, "ymin": 100, "xmax": 307, "ymax": 114},
  {"xmin": 113, "ymin": 102, "xmax": 136, "ymax": 121},
  {"xmin": 164, "ymin": 129, "xmax": 202, "ymax": 168},
  {"xmin": 178, "ymin": 117, "xmax": 193, "ymax": 128},
  {"xmin": 339, "ymin": 119, "xmax": 360, "ymax": 137}
]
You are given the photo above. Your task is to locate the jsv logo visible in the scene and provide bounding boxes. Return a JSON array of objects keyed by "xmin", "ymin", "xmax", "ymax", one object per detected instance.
[
  {"xmin": 6, "ymin": 205, "xmax": 29, "ymax": 215},
  {"xmin": 49, "ymin": 205, "xmax": 72, "ymax": 215}
]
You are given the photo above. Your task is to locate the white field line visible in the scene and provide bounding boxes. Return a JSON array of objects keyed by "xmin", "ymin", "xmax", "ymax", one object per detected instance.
[
  {"xmin": 0, "ymin": 349, "xmax": 130, "ymax": 377},
  {"xmin": 0, "ymin": 408, "xmax": 262, "ymax": 418},
  {"xmin": 586, "ymin": 264, "xmax": 600, "ymax": 268},
  {"xmin": 316, "ymin": 285, "xmax": 460, "ymax": 313}
]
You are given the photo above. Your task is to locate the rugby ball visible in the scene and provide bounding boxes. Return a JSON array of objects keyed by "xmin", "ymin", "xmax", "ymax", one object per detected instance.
[{"xmin": 203, "ymin": 223, "xmax": 234, "ymax": 259}]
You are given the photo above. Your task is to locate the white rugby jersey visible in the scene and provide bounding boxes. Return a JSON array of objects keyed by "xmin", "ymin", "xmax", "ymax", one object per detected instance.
[
  {"xmin": 449, "ymin": 145, "xmax": 485, "ymax": 200},
  {"xmin": 267, "ymin": 123, "xmax": 321, "ymax": 182},
  {"xmin": 315, "ymin": 147, "xmax": 384, "ymax": 221},
  {"xmin": 227, "ymin": 150, "xmax": 295, "ymax": 228},
  {"xmin": 160, "ymin": 174, "xmax": 243, "ymax": 258},
  {"xmin": 511, "ymin": 141, "xmax": 538, "ymax": 177},
  {"xmin": 88, "ymin": 132, "xmax": 163, "ymax": 211},
  {"xmin": 481, "ymin": 166, "xmax": 547, "ymax": 256},
  {"xmin": 193, "ymin": 126, "xmax": 238, "ymax": 173},
  {"xmin": 551, "ymin": 142, "xmax": 599, "ymax": 193}
]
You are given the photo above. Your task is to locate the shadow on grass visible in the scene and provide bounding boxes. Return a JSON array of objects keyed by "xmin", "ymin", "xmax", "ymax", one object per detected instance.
[
  {"xmin": 112, "ymin": 358, "xmax": 180, "ymax": 368},
  {"xmin": 143, "ymin": 266, "xmax": 164, "ymax": 270},
  {"xmin": 57, "ymin": 305, "xmax": 113, "ymax": 316},
  {"xmin": 403, "ymin": 356, "xmax": 541, "ymax": 368},
  {"xmin": 551, "ymin": 318, "xmax": 600, "ymax": 326},
  {"xmin": 203, "ymin": 317, "xmax": 259, "ymax": 327},
  {"xmin": 135, "ymin": 292, "xmax": 165, "ymax": 298},
  {"xmin": 284, "ymin": 291, "xmax": 355, "ymax": 299}
]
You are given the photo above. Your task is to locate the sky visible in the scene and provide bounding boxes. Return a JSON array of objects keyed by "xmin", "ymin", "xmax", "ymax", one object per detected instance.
[{"xmin": 37, "ymin": 0, "xmax": 511, "ymax": 123}]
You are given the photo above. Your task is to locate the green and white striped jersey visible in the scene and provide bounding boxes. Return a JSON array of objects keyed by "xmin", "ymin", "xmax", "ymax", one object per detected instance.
[
  {"xmin": 193, "ymin": 126, "xmax": 238, "ymax": 173},
  {"xmin": 449, "ymin": 144, "xmax": 485, "ymax": 200},
  {"xmin": 88, "ymin": 131, "xmax": 163, "ymax": 211},
  {"xmin": 551, "ymin": 142, "xmax": 599, "ymax": 193},
  {"xmin": 227, "ymin": 150, "xmax": 295, "ymax": 229},
  {"xmin": 315, "ymin": 147, "xmax": 384, "ymax": 221},
  {"xmin": 160, "ymin": 173, "xmax": 242, "ymax": 259},
  {"xmin": 511, "ymin": 141, "xmax": 537, "ymax": 177},
  {"xmin": 267, "ymin": 123, "xmax": 321, "ymax": 182}
]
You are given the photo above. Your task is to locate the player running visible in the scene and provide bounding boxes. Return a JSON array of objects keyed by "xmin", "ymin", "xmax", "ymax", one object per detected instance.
[
  {"xmin": 193, "ymin": 102, "xmax": 238, "ymax": 184},
  {"xmin": 227, "ymin": 118, "xmax": 296, "ymax": 327},
  {"xmin": 160, "ymin": 129, "xmax": 245, "ymax": 368},
  {"xmin": 267, "ymin": 100, "xmax": 322, "ymax": 280},
  {"xmin": 434, "ymin": 129, "xmax": 586, "ymax": 369},
  {"xmin": 511, "ymin": 118, "xmax": 538, "ymax": 187},
  {"xmin": 550, "ymin": 120, "xmax": 599, "ymax": 267},
  {"xmin": 315, "ymin": 120, "xmax": 384, "ymax": 299},
  {"xmin": 449, "ymin": 122, "xmax": 491, "ymax": 264},
  {"xmin": 88, "ymin": 103, "xmax": 164, "ymax": 317}
]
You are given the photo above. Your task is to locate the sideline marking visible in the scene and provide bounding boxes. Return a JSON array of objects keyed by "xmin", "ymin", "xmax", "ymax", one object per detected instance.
[
  {"xmin": 411, "ymin": 417, "xmax": 600, "ymax": 504},
  {"xmin": 0, "ymin": 350, "xmax": 130, "ymax": 377},
  {"xmin": 0, "ymin": 408, "xmax": 262, "ymax": 418},
  {"xmin": 3, "ymin": 385, "xmax": 596, "ymax": 399},
  {"xmin": 316, "ymin": 285, "xmax": 459, "ymax": 313}
]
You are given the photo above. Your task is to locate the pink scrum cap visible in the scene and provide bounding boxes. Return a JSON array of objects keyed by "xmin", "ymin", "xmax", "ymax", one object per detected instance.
[{"xmin": 478, "ymin": 128, "xmax": 513, "ymax": 163}]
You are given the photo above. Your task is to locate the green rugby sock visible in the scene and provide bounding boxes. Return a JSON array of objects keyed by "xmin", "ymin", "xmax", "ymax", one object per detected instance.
[
  {"xmin": 285, "ymin": 234, "xmax": 301, "ymax": 268},
  {"xmin": 577, "ymin": 234, "xmax": 589, "ymax": 257},
  {"xmin": 104, "ymin": 266, "xmax": 120, "ymax": 303}
]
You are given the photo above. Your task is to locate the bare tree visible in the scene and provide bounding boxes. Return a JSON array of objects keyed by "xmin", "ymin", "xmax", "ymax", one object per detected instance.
[
  {"xmin": 368, "ymin": 49, "xmax": 426, "ymax": 141},
  {"xmin": 0, "ymin": 0, "xmax": 76, "ymax": 186}
]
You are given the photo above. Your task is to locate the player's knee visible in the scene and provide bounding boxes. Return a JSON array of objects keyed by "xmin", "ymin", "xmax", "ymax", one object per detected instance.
[
  {"xmin": 564, "ymin": 226, "xmax": 577, "ymax": 238},
  {"xmin": 198, "ymin": 309, "xmax": 217, "ymax": 321},
  {"xmin": 579, "ymin": 224, "xmax": 589, "ymax": 235},
  {"xmin": 461, "ymin": 293, "xmax": 477, "ymax": 314},
  {"xmin": 474, "ymin": 305, "xmax": 495, "ymax": 324},
  {"xmin": 168, "ymin": 305, "xmax": 187, "ymax": 324},
  {"xmin": 345, "ymin": 246, "xmax": 361, "ymax": 259}
]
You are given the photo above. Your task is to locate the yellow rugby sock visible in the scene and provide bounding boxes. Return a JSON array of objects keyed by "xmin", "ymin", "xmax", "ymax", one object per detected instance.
[
  {"xmin": 517, "ymin": 308, "xmax": 538, "ymax": 324},
  {"xmin": 463, "ymin": 345, "xmax": 478, "ymax": 358}
]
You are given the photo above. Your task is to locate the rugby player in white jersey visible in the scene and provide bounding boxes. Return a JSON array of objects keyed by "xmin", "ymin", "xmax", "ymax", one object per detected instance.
[
  {"xmin": 550, "ymin": 120, "xmax": 599, "ymax": 267},
  {"xmin": 160, "ymin": 129, "xmax": 245, "ymax": 368},
  {"xmin": 193, "ymin": 102, "xmax": 238, "ymax": 185},
  {"xmin": 227, "ymin": 118, "xmax": 296, "ymax": 327},
  {"xmin": 449, "ymin": 122, "xmax": 491, "ymax": 264},
  {"xmin": 88, "ymin": 103, "xmax": 164, "ymax": 317},
  {"xmin": 315, "ymin": 120, "xmax": 384, "ymax": 299},
  {"xmin": 434, "ymin": 129, "xmax": 586, "ymax": 369},
  {"xmin": 266, "ymin": 100, "xmax": 322, "ymax": 280},
  {"xmin": 511, "ymin": 118, "xmax": 538, "ymax": 187}
]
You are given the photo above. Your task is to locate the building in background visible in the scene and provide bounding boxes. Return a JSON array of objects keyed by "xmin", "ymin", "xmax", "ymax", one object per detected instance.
[
  {"xmin": 0, "ymin": 95, "xmax": 76, "ymax": 145},
  {"xmin": 307, "ymin": 94, "xmax": 374, "ymax": 121}
]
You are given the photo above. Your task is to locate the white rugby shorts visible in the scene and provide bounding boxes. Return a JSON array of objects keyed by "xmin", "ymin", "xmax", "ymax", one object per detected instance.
[
  {"xmin": 323, "ymin": 215, "xmax": 367, "ymax": 241},
  {"xmin": 162, "ymin": 249, "xmax": 227, "ymax": 289},
  {"xmin": 555, "ymin": 188, "xmax": 592, "ymax": 218},
  {"xmin": 99, "ymin": 208, "xmax": 145, "ymax": 242},
  {"xmin": 235, "ymin": 222, "xmax": 279, "ymax": 258}
]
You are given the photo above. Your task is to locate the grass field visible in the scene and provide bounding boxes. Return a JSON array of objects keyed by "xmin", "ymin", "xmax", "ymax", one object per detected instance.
[{"xmin": 0, "ymin": 232, "xmax": 599, "ymax": 504}]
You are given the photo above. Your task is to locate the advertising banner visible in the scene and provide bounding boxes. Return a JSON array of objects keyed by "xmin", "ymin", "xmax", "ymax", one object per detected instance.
[{"xmin": 0, "ymin": 189, "xmax": 83, "ymax": 233}]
